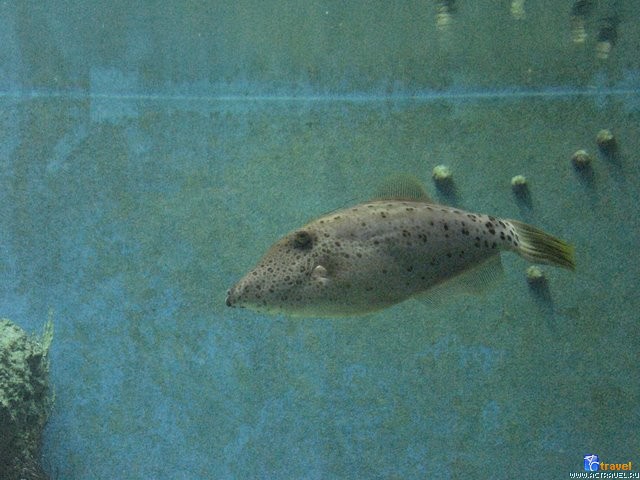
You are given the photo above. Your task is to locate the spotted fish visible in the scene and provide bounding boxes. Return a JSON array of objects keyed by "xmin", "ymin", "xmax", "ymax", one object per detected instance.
[{"xmin": 226, "ymin": 177, "xmax": 575, "ymax": 316}]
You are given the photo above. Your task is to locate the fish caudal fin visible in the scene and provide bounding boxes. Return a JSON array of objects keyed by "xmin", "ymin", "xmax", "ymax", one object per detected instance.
[{"xmin": 509, "ymin": 220, "xmax": 576, "ymax": 270}]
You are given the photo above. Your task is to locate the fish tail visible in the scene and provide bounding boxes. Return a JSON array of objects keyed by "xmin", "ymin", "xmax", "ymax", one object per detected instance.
[{"xmin": 509, "ymin": 220, "xmax": 576, "ymax": 270}]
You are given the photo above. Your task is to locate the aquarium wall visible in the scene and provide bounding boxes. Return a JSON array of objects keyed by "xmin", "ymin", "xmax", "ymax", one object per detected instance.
[{"xmin": 0, "ymin": 1, "xmax": 638, "ymax": 479}]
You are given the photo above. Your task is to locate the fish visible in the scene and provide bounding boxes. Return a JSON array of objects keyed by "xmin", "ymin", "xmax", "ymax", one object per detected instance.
[{"xmin": 225, "ymin": 177, "xmax": 575, "ymax": 317}]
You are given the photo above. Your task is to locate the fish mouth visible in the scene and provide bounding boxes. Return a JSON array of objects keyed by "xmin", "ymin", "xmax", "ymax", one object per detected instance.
[
  {"xmin": 225, "ymin": 285, "xmax": 248, "ymax": 309},
  {"xmin": 225, "ymin": 288, "xmax": 235, "ymax": 308}
]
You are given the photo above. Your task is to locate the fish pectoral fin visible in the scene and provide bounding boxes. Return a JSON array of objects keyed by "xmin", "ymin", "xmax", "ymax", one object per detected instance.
[
  {"xmin": 312, "ymin": 264, "xmax": 330, "ymax": 285},
  {"xmin": 312, "ymin": 265, "xmax": 328, "ymax": 278},
  {"xmin": 417, "ymin": 254, "xmax": 504, "ymax": 305}
]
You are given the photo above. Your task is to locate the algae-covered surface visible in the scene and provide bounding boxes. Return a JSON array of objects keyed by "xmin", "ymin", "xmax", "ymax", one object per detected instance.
[
  {"xmin": 0, "ymin": 2, "xmax": 638, "ymax": 479},
  {"xmin": 0, "ymin": 317, "xmax": 53, "ymax": 479}
]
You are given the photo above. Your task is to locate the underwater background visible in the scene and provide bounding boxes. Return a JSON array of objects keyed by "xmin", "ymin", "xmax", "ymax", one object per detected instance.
[{"xmin": 1, "ymin": 1, "xmax": 639, "ymax": 478}]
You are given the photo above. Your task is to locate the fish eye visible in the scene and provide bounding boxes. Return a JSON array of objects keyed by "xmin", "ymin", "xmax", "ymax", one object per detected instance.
[{"xmin": 293, "ymin": 230, "xmax": 313, "ymax": 250}]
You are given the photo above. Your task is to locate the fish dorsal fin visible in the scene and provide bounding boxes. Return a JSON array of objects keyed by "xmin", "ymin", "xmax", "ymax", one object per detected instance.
[
  {"xmin": 417, "ymin": 254, "xmax": 504, "ymax": 305},
  {"xmin": 373, "ymin": 174, "xmax": 433, "ymax": 203}
]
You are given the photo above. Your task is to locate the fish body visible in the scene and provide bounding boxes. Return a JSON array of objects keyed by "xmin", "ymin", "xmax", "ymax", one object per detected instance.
[{"xmin": 226, "ymin": 182, "xmax": 574, "ymax": 317}]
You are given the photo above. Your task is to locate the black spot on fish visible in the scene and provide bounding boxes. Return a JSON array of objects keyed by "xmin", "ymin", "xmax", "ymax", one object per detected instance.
[
  {"xmin": 489, "ymin": 228, "xmax": 495, "ymax": 235},
  {"xmin": 406, "ymin": 265, "xmax": 413, "ymax": 272},
  {"xmin": 381, "ymin": 212, "xmax": 387, "ymax": 218},
  {"xmin": 443, "ymin": 223, "xmax": 449, "ymax": 231},
  {"xmin": 492, "ymin": 242, "xmax": 497, "ymax": 249}
]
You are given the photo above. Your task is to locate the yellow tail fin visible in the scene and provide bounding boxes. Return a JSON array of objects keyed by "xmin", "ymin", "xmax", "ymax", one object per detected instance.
[{"xmin": 509, "ymin": 220, "xmax": 576, "ymax": 270}]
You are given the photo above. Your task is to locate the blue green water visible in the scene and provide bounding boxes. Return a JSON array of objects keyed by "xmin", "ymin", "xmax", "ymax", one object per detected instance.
[{"xmin": 1, "ymin": 2, "xmax": 639, "ymax": 479}]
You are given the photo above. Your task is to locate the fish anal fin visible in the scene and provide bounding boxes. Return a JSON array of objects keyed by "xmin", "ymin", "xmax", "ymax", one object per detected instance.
[{"xmin": 416, "ymin": 254, "xmax": 504, "ymax": 305}]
